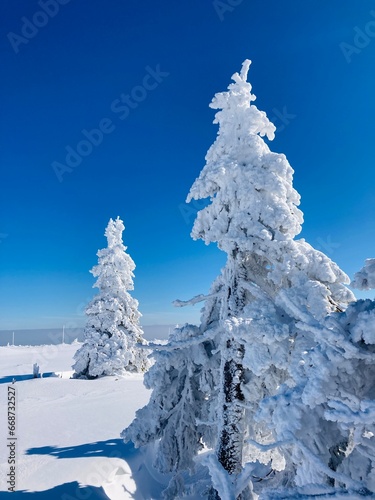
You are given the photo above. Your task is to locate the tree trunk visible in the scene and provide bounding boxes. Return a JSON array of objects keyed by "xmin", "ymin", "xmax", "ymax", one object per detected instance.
[
  {"xmin": 214, "ymin": 337, "xmax": 253, "ymax": 498},
  {"xmin": 217, "ymin": 338, "xmax": 246, "ymax": 475},
  {"xmin": 215, "ymin": 251, "xmax": 253, "ymax": 499}
]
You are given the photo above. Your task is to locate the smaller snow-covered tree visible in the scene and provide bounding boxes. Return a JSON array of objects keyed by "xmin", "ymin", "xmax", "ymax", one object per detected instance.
[{"xmin": 73, "ymin": 217, "xmax": 149, "ymax": 379}]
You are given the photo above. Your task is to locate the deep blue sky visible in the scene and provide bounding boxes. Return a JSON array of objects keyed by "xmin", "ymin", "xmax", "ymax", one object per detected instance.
[{"xmin": 0, "ymin": 0, "xmax": 374, "ymax": 330}]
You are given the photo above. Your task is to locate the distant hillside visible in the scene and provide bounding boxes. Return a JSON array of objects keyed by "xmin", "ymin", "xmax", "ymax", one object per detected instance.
[{"xmin": 0, "ymin": 325, "xmax": 175, "ymax": 346}]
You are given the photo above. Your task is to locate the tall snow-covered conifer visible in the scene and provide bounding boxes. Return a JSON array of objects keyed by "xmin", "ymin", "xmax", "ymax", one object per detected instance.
[
  {"xmin": 73, "ymin": 217, "xmax": 149, "ymax": 379},
  {"xmin": 184, "ymin": 60, "xmax": 354, "ymax": 494},
  {"xmin": 123, "ymin": 61, "xmax": 355, "ymax": 498}
]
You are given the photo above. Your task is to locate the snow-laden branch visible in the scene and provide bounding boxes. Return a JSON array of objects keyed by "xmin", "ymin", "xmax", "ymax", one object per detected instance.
[
  {"xmin": 200, "ymin": 452, "xmax": 236, "ymax": 500},
  {"xmin": 135, "ymin": 342, "xmax": 153, "ymax": 350},
  {"xmin": 325, "ymin": 398, "xmax": 375, "ymax": 425},
  {"xmin": 248, "ymin": 435, "xmax": 365, "ymax": 491},
  {"xmin": 296, "ymin": 321, "xmax": 375, "ymax": 361},
  {"xmin": 235, "ymin": 462, "xmax": 258, "ymax": 498},
  {"xmin": 277, "ymin": 290, "xmax": 313, "ymax": 324},
  {"xmin": 293, "ymin": 437, "xmax": 365, "ymax": 491},
  {"xmin": 173, "ymin": 292, "xmax": 222, "ymax": 308},
  {"xmin": 239, "ymin": 279, "xmax": 270, "ymax": 301},
  {"xmin": 195, "ymin": 418, "xmax": 216, "ymax": 427},
  {"xmin": 278, "ymin": 290, "xmax": 375, "ymax": 361},
  {"xmin": 145, "ymin": 327, "xmax": 218, "ymax": 351},
  {"xmin": 247, "ymin": 438, "xmax": 293, "ymax": 452}
]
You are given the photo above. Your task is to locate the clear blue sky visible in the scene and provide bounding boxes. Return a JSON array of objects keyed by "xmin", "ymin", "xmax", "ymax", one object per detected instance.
[{"xmin": 0, "ymin": 0, "xmax": 374, "ymax": 330}]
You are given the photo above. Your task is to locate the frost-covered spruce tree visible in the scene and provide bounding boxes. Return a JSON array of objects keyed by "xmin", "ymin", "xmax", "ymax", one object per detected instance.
[
  {"xmin": 123, "ymin": 61, "xmax": 354, "ymax": 498},
  {"xmin": 182, "ymin": 60, "xmax": 354, "ymax": 497},
  {"xmin": 73, "ymin": 217, "xmax": 149, "ymax": 379}
]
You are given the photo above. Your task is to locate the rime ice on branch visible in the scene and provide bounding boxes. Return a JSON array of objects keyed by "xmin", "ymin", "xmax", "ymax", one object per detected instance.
[{"xmin": 73, "ymin": 217, "xmax": 149, "ymax": 379}]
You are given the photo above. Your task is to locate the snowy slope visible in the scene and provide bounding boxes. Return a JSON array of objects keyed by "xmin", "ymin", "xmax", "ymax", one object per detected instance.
[
  {"xmin": 0, "ymin": 345, "xmax": 370, "ymax": 499},
  {"xmin": 0, "ymin": 344, "xmax": 166, "ymax": 499}
]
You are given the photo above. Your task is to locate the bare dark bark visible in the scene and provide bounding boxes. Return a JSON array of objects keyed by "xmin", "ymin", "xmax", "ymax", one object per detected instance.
[
  {"xmin": 218, "ymin": 339, "xmax": 246, "ymax": 475},
  {"xmin": 214, "ymin": 253, "xmax": 253, "ymax": 499}
]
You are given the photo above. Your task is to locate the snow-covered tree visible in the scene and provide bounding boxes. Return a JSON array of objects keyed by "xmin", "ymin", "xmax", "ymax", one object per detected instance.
[
  {"xmin": 122, "ymin": 61, "xmax": 355, "ymax": 498},
  {"xmin": 73, "ymin": 217, "xmax": 149, "ymax": 379},
  {"xmin": 184, "ymin": 59, "xmax": 354, "ymax": 495}
]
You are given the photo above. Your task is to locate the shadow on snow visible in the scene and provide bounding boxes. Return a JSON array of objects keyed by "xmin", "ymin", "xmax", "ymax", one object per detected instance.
[
  {"xmin": 0, "ymin": 372, "xmax": 58, "ymax": 385},
  {"xmin": 24, "ymin": 439, "xmax": 164, "ymax": 500},
  {"xmin": 26, "ymin": 438, "xmax": 135, "ymax": 461},
  {"xmin": 0, "ymin": 481, "xmax": 108, "ymax": 499}
]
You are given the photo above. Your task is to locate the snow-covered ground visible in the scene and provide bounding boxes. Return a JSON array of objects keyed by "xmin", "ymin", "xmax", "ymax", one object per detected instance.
[
  {"xmin": 3, "ymin": 345, "xmax": 368, "ymax": 499},
  {"xmin": 0, "ymin": 343, "xmax": 168, "ymax": 499}
]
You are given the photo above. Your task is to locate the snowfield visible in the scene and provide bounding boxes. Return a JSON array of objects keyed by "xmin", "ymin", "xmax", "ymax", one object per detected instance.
[
  {"xmin": 2, "ymin": 346, "xmax": 369, "ymax": 500},
  {"xmin": 0, "ymin": 343, "xmax": 167, "ymax": 499}
]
